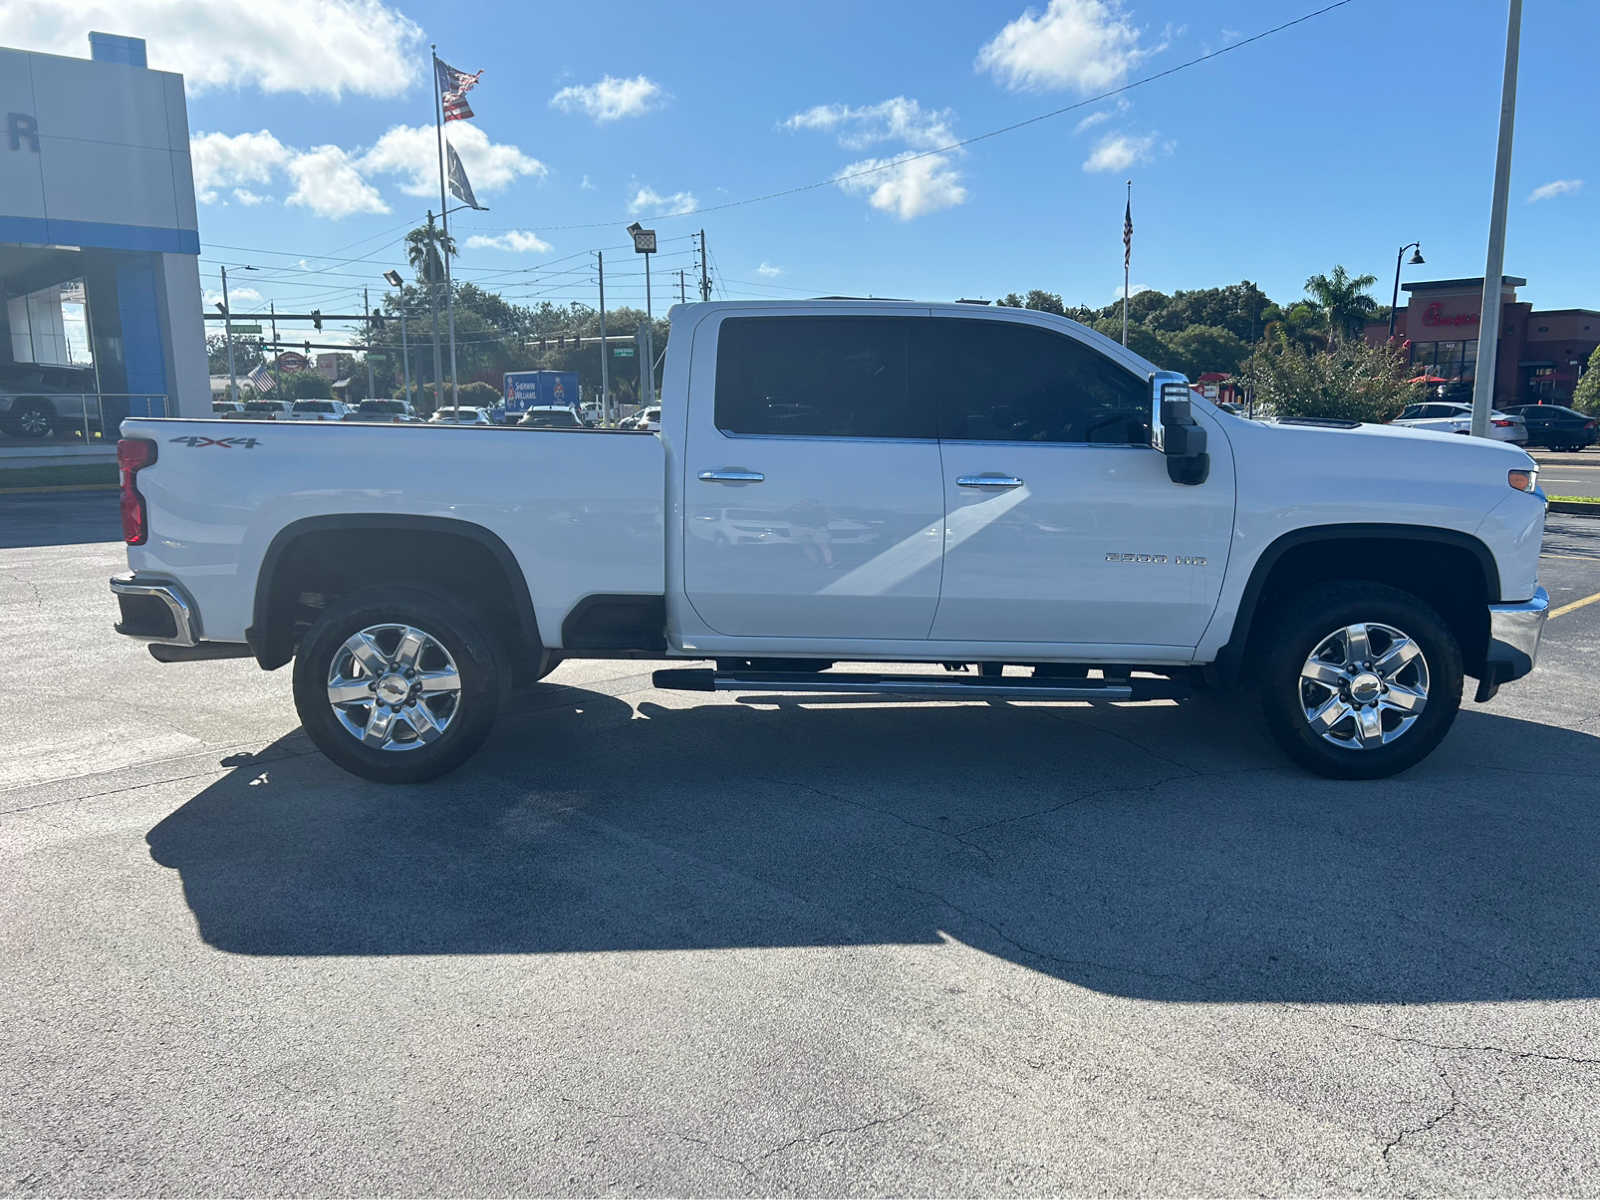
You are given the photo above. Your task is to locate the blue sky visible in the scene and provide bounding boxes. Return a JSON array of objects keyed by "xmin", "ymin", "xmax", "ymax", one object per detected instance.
[{"xmin": 11, "ymin": 0, "xmax": 1595, "ymax": 334}]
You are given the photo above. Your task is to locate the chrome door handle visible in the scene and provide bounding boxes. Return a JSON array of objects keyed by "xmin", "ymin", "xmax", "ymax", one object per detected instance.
[
  {"xmin": 698, "ymin": 469, "xmax": 765, "ymax": 483},
  {"xmin": 956, "ymin": 474, "xmax": 1024, "ymax": 489}
]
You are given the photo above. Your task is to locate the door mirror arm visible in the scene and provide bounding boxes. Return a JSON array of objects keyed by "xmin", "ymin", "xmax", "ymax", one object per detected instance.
[{"xmin": 1151, "ymin": 375, "xmax": 1209, "ymax": 485}]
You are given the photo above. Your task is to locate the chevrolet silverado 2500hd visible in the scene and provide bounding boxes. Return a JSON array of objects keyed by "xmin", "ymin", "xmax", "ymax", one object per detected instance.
[{"xmin": 110, "ymin": 301, "xmax": 1550, "ymax": 783}]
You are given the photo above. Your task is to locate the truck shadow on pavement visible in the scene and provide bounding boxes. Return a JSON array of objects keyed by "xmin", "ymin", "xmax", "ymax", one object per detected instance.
[{"xmin": 146, "ymin": 682, "xmax": 1600, "ymax": 1004}]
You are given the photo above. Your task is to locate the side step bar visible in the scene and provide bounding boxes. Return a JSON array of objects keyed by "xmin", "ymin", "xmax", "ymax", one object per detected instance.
[{"xmin": 651, "ymin": 668, "xmax": 1190, "ymax": 702}]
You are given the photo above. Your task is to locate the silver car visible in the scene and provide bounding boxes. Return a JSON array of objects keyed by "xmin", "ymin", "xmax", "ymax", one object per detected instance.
[{"xmin": 1391, "ymin": 401, "xmax": 1528, "ymax": 445}]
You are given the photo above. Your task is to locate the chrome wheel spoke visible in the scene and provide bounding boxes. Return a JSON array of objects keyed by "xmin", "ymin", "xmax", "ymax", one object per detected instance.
[
  {"xmin": 345, "ymin": 632, "xmax": 390, "ymax": 677},
  {"xmin": 1301, "ymin": 660, "xmax": 1346, "ymax": 688},
  {"xmin": 392, "ymin": 627, "xmax": 427, "ymax": 671},
  {"xmin": 1341, "ymin": 624, "xmax": 1372, "ymax": 665},
  {"xmin": 327, "ymin": 677, "xmax": 373, "ymax": 706},
  {"xmin": 1382, "ymin": 684, "xmax": 1427, "ymax": 714},
  {"xmin": 404, "ymin": 702, "xmax": 444, "ymax": 742},
  {"xmin": 362, "ymin": 705, "xmax": 397, "ymax": 747},
  {"xmin": 416, "ymin": 668, "xmax": 461, "ymax": 695},
  {"xmin": 1308, "ymin": 695, "xmax": 1353, "ymax": 734},
  {"xmin": 1354, "ymin": 705, "xmax": 1385, "ymax": 747},
  {"xmin": 1374, "ymin": 637, "xmax": 1420, "ymax": 679}
]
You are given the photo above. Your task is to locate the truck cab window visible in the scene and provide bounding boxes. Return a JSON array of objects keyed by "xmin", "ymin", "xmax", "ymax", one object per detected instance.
[
  {"xmin": 714, "ymin": 316, "xmax": 932, "ymax": 439},
  {"xmin": 932, "ymin": 319, "xmax": 1150, "ymax": 445}
]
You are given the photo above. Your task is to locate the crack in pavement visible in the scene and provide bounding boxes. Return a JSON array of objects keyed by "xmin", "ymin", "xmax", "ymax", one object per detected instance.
[
  {"xmin": 555, "ymin": 1097, "xmax": 758, "ymax": 1181},
  {"xmin": 749, "ymin": 1103, "xmax": 930, "ymax": 1165},
  {"xmin": 1316, "ymin": 1014, "xmax": 1600, "ymax": 1069},
  {"xmin": 1380, "ymin": 1054, "xmax": 1463, "ymax": 1165}
]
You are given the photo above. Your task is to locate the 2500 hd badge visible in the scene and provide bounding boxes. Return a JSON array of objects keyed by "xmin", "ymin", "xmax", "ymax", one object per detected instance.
[{"xmin": 1106, "ymin": 552, "xmax": 1207, "ymax": 565}]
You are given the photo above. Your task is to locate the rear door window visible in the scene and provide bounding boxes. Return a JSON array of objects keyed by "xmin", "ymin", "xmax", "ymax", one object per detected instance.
[{"xmin": 713, "ymin": 316, "xmax": 931, "ymax": 439}]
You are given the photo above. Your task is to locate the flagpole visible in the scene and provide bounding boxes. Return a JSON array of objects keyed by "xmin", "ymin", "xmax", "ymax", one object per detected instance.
[
  {"xmin": 431, "ymin": 46, "xmax": 461, "ymax": 410},
  {"xmin": 1122, "ymin": 179, "xmax": 1131, "ymax": 348}
]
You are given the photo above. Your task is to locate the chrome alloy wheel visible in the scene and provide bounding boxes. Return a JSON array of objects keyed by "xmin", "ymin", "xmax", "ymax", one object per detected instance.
[
  {"xmin": 1298, "ymin": 622, "xmax": 1430, "ymax": 751},
  {"xmin": 326, "ymin": 623, "xmax": 462, "ymax": 752}
]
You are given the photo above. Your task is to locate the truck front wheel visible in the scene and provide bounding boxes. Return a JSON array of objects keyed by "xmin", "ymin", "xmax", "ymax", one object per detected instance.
[
  {"xmin": 1258, "ymin": 582, "xmax": 1462, "ymax": 780},
  {"xmin": 291, "ymin": 586, "xmax": 506, "ymax": 783}
]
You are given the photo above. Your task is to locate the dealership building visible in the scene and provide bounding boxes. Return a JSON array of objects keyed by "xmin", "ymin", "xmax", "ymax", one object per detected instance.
[
  {"xmin": 1365, "ymin": 276, "xmax": 1599, "ymax": 408},
  {"xmin": 0, "ymin": 33, "xmax": 206, "ymax": 469}
]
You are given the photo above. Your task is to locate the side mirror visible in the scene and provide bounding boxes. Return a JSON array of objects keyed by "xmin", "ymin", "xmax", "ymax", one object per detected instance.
[{"xmin": 1152, "ymin": 376, "xmax": 1209, "ymax": 485}]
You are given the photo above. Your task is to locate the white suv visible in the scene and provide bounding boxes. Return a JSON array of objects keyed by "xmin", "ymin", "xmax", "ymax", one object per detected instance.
[
  {"xmin": 290, "ymin": 399, "xmax": 351, "ymax": 422},
  {"xmin": 1392, "ymin": 401, "xmax": 1528, "ymax": 445}
]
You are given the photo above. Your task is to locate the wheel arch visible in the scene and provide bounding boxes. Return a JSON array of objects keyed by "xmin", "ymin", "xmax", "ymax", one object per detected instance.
[
  {"xmin": 1214, "ymin": 524, "xmax": 1499, "ymax": 685},
  {"xmin": 248, "ymin": 514, "xmax": 541, "ymax": 671}
]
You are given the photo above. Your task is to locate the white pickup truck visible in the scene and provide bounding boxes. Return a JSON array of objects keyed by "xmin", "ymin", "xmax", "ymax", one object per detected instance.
[{"xmin": 111, "ymin": 301, "xmax": 1550, "ymax": 783}]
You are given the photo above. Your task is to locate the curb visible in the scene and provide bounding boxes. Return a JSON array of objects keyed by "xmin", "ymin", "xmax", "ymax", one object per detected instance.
[
  {"xmin": 1547, "ymin": 500, "xmax": 1600, "ymax": 517},
  {"xmin": 0, "ymin": 484, "xmax": 119, "ymax": 496}
]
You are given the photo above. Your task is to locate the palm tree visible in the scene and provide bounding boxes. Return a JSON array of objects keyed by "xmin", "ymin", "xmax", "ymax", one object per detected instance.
[
  {"xmin": 405, "ymin": 221, "xmax": 457, "ymax": 285},
  {"xmin": 1304, "ymin": 265, "xmax": 1378, "ymax": 345}
]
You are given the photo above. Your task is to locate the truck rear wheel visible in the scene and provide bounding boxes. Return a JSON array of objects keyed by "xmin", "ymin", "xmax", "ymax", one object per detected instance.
[
  {"xmin": 291, "ymin": 586, "xmax": 505, "ymax": 783},
  {"xmin": 1257, "ymin": 582, "xmax": 1462, "ymax": 780}
]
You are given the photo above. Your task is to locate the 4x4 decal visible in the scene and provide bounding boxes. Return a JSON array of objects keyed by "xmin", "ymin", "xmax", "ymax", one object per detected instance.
[{"xmin": 169, "ymin": 435, "xmax": 260, "ymax": 449}]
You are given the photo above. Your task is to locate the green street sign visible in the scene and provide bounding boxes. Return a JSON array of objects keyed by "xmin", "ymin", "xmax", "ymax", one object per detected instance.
[
  {"xmin": 231, "ymin": 324, "xmax": 263, "ymax": 334},
  {"xmin": 612, "ymin": 346, "xmax": 635, "ymax": 357}
]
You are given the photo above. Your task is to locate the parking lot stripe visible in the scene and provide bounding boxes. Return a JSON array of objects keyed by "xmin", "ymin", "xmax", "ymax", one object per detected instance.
[
  {"xmin": 1550, "ymin": 590, "xmax": 1600, "ymax": 620},
  {"xmin": 1542, "ymin": 553, "xmax": 1600, "ymax": 561}
]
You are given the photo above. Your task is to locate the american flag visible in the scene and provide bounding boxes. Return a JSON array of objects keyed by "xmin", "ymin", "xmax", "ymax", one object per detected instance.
[
  {"xmin": 247, "ymin": 361, "xmax": 274, "ymax": 393},
  {"xmin": 1123, "ymin": 195, "xmax": 1133, "ymax": 269},
  {"xmin": 435, "ymin": 56, "xmax": 482, "ymax": 123}
]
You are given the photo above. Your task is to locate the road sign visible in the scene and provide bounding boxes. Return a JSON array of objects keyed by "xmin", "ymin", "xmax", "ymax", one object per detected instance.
[
  {"xmin": 231, "ymin": 324, "xmax": 262, "ymax": 334},
  {"xmin": 612, "ymin": 346, "xmax": 635, "ymax": 358}
]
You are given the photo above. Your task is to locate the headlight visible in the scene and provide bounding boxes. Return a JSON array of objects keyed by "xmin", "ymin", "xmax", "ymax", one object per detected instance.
[{"xmin": 1508, "ymin": 468, "xmax": 1538, "ymax": 493}]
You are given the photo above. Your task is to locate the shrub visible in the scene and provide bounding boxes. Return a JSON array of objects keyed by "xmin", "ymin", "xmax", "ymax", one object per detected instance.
[{"xmin": 1239, "ymin": 339, "xmax": 1420, "ymax": 424}]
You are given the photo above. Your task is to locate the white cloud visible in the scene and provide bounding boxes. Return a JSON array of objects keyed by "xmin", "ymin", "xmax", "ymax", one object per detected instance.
[
  {"xmin": 465, "ymin": 231, "xmax": 553, "ymax": 253},
  {"xmin": 977, "ymin": 0, "xmax": 1155, "ymax": 93},
  {"xmin": 285, "ymin": 145, "xmax": 389, "ymax": 219},
  {"xmin": 629, "ymin": 185, "xmax": 697, "ymax": 216},
  {"xmin": 756, "ymin": 262, "xmax": 783, "ymax": 277},
  {"xmin": 0, "ymin": 0, "xmax": 423, "ymax": 97},
  {"xmin": 1528, "ymin": 179, "xmax": 1583, "ymax": 203},
  {"xmin": 1073, "ymin": 97, "xmax": 1130, "ymax": 134},
  {"xmin": 1111, "ymin": 282, "xmax": 1152, "ymax": 301},
  {"xmin": 580, "ymin": 174, "xmax": 596, "ymax": 190},
  {"xmin": 783, "ymin": 97, "xmax": 955, "ymax": 151},
  {"xmin": 191, "ymin": 130, "xmax": 292, "ymax": 204},
  {"xmin": 361, "ymin": 123, "xmax": 546, "ymax": 199},
  {"xmin": 1082, "ymin": 131, "xmax": 1158, "ymax": 172},
  {"xmin": 836, "ymin": 154, "xmax": 967, "ymax": 221},
  {"xmin": 550, "ymin": 74, "xmax": 664, "ymax": 121},
  {"xmin": 296, "ymin": 259, "xmax": 311, "ymax": 271},
  {"xmin": 204, "ymin": 286, "xmax": 262, "ymax": 307},
  {"xmin": 232, "ymin": 188, "xmax": 267, "ymax": 206}
]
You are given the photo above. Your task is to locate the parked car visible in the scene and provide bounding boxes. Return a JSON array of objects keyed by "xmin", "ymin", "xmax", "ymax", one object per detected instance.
[
  {"xmin": 239, "ymin": 399, "xmax": 295, "ymax": 420},
  {"xmin": 212, "ymin": 400, "xmax": 245, "ymax": 417},
  {"xmin": 516, "ymin": 406, "xmax": 587, "ymax": 429},
  {"xmin": 1391, "ymin": 402, "xmax": 1528, "ymax": 445},
  {"xmin": 0, "ymin": 363, "xmax": 99, "ymax": 438},
  {"xmin": 428, "ymin": 406, "xmax": 492, "ymax": 426},
  {"xmin": 1500, "ymin": 404, "xmax": 1597, "ymax": 451},
  {"xmin": 290, "ymin": 399, "xmax": 352, "ymax": 422},
  {"xmin": 112, "ymin": 300, "xmax": 1549, "ymax": 786},
  {"xmin": 345, "ymin": 399, "xmax": 420, "ymax": 423},
  {"xmin": 622, "ymin": 405, "xmax": 662, "ymax": 432}
]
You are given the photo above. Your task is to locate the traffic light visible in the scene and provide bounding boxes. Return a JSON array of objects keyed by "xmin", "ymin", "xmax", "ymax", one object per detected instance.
[
  {"xmin": 303, "ymin": 340, "xmax": 311, "ymax": 357},
  {"xmin": 311, "ymin": 309, "xmax": 323, "ymax": 331}
]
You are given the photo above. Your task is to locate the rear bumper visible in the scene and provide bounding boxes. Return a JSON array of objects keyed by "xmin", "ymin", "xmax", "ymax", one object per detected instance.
[
  {"xmin": 1475, "ymin": 585, "xmax": 1549, "ymax": 702},
  {"xmin": 109, "ymin": 573, "xmax": 198, "ymax": 646}
]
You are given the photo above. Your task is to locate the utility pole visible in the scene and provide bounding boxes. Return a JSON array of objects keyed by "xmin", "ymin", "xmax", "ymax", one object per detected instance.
[
  {"xmin": 644, "ymin": 250, "xmax": 654, "ymax": 408},
  {"xmin": 679, "ymin": 268, "xmax": 687, "ymax": 305},
  {"xmin": 363, "ymin": 286, "xmax": 374, "ymax": 402},
  {"xmin": 431, "ymin": 44, "xmax": 461, "ymax": 411},
  {"xmin": 399, "ymin": 311, "xmax": 411, "ymax": 404},
  {"xmin": 269, "ymin": 301, "xmax": 282, "ymax": 397},
  {"xmin": 597, "ymin": 250, "xmax": 609, "ymax": 426},
  {"xmin": 220, "ymin": 266, "xmax": 238, "ymax": 402},
  {"xmin": 426, "ymin": 210, "xmax": 445, "ymax": 413},
  {"xmin": 1469, "ymin": 0, "xmax": 1521, "ymax": 439},
  {"xmin": 698, "ymin": 229, "xmax": 711, "ymax": 301}
]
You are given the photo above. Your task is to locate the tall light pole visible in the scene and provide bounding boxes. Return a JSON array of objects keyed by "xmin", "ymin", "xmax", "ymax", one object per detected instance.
[
  {"xmin": 218, "ymin": 266, "xmax": 237, "ymax": 403},
  {"xmin": 384, "ymin": 269, "xmax": 409, "ymax": 405},
  {"xmin": 627, "ymin": 222, "xmax": 657, "ymax": 409},
  {"xmin": 1469, "ymin": 0, "xmax": 1522, "ymax": 438},
  {"xmin": 596, "ymin": 250, "xmax": 609, "ymax": 426},
  {"xmin": 1388, "ymin": 243, "xmax": 1424, "ymax": 339}
]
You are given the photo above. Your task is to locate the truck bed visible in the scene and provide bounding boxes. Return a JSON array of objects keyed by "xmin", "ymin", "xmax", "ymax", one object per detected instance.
[{"xmin": 121, "ymin": 418, "xmax": 665, "ymax": 648}]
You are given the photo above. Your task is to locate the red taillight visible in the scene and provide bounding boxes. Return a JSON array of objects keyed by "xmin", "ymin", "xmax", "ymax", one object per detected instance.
[
  {"xmin": 118, "ymin": 438, "xmax": 156, "ymax": 545},
  {"xmin": 1491, "ymin": 419, "xmax": 1513, "ymax": 428}
]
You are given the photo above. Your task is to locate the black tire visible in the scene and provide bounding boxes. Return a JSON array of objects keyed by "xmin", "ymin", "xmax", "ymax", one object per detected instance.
[
  {"xmin": 291, "ymin": 586, "xmax": 506, "ymax": 783},
  {"xmin": 1256, "ymin": 582, "xmax": 1462, "ymax": 780},
  {"xmin": 10, "ymin": 399, "xmax": 54, "ymax": 439}
]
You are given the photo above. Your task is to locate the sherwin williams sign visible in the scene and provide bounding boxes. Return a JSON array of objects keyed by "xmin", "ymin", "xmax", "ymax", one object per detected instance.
[{"xmin": 503, "ymin": 370, "xmax": 579, "ymax": 412}]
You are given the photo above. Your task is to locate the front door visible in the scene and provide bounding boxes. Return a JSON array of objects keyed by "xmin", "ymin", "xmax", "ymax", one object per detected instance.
[
  {"xmin": 682, "ymin": 311, "xmax": 946, "ymax": 641},
  {"xmin": 927, "ymin": 312, "xmax": 1234, "ymax": 650}
]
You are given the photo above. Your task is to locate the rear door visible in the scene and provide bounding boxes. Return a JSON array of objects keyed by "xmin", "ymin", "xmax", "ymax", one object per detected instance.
[
  {"xmin": 928, "ymin": 312, "xmax": 1234, "ymax": 649},
  {"xmin": 682, "ymin": 311, "xmax": 946, "ymax": 640}
]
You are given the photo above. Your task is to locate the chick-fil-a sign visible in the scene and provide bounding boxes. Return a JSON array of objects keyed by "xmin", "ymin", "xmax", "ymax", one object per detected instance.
[{"xmin": 1422, "ymin": 302, "xmax": 1479, "ymax": 327}]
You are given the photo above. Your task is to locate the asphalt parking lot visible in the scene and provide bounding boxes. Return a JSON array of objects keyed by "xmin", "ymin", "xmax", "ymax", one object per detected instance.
[
  {"xmin": 4, "ymin": 491, "xmax": 1600, "ymax": 1196},
  {"xmin": 1531, "ymin": 448, "xmax": 1600, "ymax": 499}
]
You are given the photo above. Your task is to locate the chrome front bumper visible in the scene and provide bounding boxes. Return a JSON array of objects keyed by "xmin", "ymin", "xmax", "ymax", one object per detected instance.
[
  {"xmin": 109, "ymin": 574, "xmax": 198, "ymax": 646},
  {"xmin": 1476, "ymin": 585, "xmax": 1549, "ymax": 702}
]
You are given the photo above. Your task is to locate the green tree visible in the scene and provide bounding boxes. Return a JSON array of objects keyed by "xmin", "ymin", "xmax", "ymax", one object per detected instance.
[
  {"xmin": 205, "ymin": 333, "xmax": 263, "ymax": 374},
  {"xmin": 1239, "ymin": 339, "xmax": 1420, "ymax": 424},
  {"xmin": 1303, "ymin": 265, "xmax": 1378, "ymax": 345},
  {"xmin": 1165, "ymin": 324, "xmax": 1251, "ymax": 378},
  {"xmin": 1573, "ymin": 346, "xmax": 1600, "ymax": 415},
  {"xmin": 281, "ymin": 371, "xmax": 332, "ymax": 400},
  {"xmin": 1089, "ymin": 317, "xmax": 1171, "ymax": 365},
  {"xmin": 405, "ymin": 220, "xmax": 457, "ymax": 285}
]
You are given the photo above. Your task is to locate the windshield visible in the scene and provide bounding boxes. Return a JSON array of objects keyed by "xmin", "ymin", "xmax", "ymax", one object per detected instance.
[
  {"xmin": 360, "ymin": 401, "xmax": 404, "ymax": 413},
  {"xmin": 244, "ymin": 402, "xmax": 282, "ymax": 412},
  {"xmin": 294, "ymin": 401, "xmax": 335, "ymax": 412}
]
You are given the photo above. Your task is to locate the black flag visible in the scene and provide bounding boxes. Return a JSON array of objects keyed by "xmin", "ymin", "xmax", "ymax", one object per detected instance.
[{"xmin": 446, "ymin": 141, "xmax": 484, "ymax": 210}]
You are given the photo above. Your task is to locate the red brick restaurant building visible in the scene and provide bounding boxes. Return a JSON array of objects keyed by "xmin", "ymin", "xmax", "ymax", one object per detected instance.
[{"xmin": 1363, "ymin": 276, "xmax": 1598, "ymax": 407}]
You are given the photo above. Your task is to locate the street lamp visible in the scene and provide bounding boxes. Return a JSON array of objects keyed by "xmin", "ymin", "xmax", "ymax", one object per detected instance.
[
  {"xmin": 1389, "ymin": 242, "xmax": 1425, "ymax": 338},
  {"xmin": 383, "ymin": 270, "xmax": 411, "ymax": 405},
  {"xmin": 627, "ymin": 222, "xmax": 658, "ymax": 408}
]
